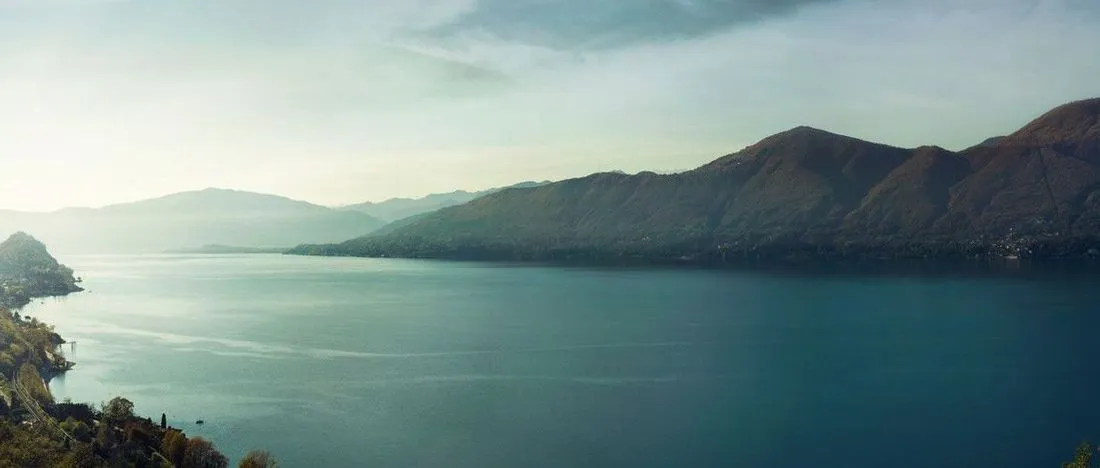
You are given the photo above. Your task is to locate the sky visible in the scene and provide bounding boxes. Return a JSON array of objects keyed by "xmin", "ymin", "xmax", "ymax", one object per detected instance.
[{"xmin": 0, "ymin": 0, "xmax": 1098, "ymax": 211}]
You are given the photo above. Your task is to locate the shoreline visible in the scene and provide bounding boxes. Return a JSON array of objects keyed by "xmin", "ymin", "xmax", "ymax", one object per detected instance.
[
  {"xmin": 11, "ymin": 297, "xmax": 79, "ymax": 388},
  {"xmin": 0, "ymin": 232, "xmax": 245, "ymax": 466},
  {"xmin": 284, "ymin": 249, "xmax": 1100, "ymax": 279},
  {"xmin": 285, "ymin": 234, "xmax": 1100, "ymax": 268}
]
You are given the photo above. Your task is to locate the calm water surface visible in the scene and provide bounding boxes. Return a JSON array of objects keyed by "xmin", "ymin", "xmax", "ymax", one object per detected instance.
[{"xmin": 23, "ymin": 254, "xmax": 1100, "ymax": 467}]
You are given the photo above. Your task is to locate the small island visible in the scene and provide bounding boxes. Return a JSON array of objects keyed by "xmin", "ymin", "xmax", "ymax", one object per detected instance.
[{"xmin": 0, "ymin": 232, "xmax": 274, "ymax": 467}]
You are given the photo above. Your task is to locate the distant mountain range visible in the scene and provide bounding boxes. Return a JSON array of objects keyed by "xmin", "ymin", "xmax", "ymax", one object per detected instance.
[
  {"xmin": 290, "ymin": 97, "xmax": 1100, "ymax": 264},
  {"xmin": 339, "ymin": 181, "xmax": 551, "ymax": 222},
  {"xmin": 0, "ymin": 189, "xmax": 385, "ymax": 254},
  {"xmin": 164, "ymin": 244, "xmax": 290, "ymax": 254}
]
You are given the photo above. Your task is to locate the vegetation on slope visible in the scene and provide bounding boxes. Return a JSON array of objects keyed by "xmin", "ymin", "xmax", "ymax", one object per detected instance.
[{"xmin": 0, "ymin": 309, "xmax": 71, "ymax": 383}]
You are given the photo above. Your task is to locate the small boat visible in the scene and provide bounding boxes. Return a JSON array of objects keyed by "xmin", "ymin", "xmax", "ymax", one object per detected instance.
[{"xmin": 195, "ymin": 420, "xmax": 205, "ymax": 425}]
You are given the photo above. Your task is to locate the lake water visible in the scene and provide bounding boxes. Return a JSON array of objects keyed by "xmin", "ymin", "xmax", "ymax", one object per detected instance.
[{"xmin": 22, "ymin": 254, "xmax": 1100, "ymax": 467}]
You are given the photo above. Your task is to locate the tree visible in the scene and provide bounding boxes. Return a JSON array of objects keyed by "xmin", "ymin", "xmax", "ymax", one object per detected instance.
[
  {"xmin": 182, "ymin": 437, "xmax": 228, "ymax": 468},
  {"xmin": 1064, "ymin": 442, "xmax": 1096, "ymax": 468},
  {"xmin": 238, "ymin": 450, "xmax": 278, "ymax": 468},
  {"xmin": 59, "ymin": 417, "xmax": 92, "ymax": 442},
  {"xmin": 162, "ymin": 429, "xmax": 188, "ymax": 466},
  {"xmin": 94, "ymin": 423, "xmax": 117, "ymax": 449},
  {"xmin": 124, "ymin": 420, "xmax": 155, "ymax": 444},
  {"xmin": 0, "ymin": 352, "xmax": 15, "ymax": 371},
  {"xmin": 102, "ymin": 397, "xmax": 134, "ymax": 426}
]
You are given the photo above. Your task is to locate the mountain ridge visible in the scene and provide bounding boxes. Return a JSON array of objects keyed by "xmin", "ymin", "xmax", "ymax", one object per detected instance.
[
  {"xmin": 289, "ymin": 97, "xmax": 1100, "ymax": 264},
  {"xmin": 340, "ymin": 181, "xmax": 552, "ymax": 222},
  {"xmin": 1006, "ymin": 97, "xmax": 1100, "ymax": 146},
  {"xmin": 0, "ymin": 189, "xmax": 385, "ymax": 253}
]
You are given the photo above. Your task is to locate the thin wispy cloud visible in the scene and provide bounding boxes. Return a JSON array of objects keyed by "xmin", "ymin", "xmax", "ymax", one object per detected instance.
[
  {"xmin": 0, "ymin": 0, "xmax": 1097, "ymax": 210},
  {"xmin": 422, "ymin": 0, "xmax": 841, "ymax": 49},
  {"xmin": 0, "ymin": 0, "xmax": 125, "ymax": 7}
]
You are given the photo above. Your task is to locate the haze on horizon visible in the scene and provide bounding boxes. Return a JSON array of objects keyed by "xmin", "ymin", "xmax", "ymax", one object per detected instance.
[{"xmin": 1, "ymin": 0, "xmax": 1098, "ymax": 212}]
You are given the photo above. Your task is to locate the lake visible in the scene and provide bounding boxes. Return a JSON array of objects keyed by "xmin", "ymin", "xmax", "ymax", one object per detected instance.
[{"xmin": 23, "ymin": 254, "xmax": 1100, "ymax": 467}]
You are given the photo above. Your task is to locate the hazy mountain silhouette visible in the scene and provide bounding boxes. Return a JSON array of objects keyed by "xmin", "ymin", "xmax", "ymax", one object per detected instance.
[
  {"xmin": 0, "ymin": 188, "xmax": 384, "ymax": 254},
  {"xmin": 340, "ymin": 181, "xmax": 551, "ymax": 222},
  {"xmin": 291, "ymin": 98, "xmax": 1100, "ymax": 263}
]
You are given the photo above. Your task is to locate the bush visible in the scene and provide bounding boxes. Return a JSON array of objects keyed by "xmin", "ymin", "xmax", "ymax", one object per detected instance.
[
  {"xmin": 1064, "ymin": 442, "xmax": 1096, "ymax": 468},
  {"xmin": 162, "ymin": 429, "xmax": 188, "ymax": 466},
  {"xmin": 101, "ymin": 397, "xmax": 134, "ymax": 426},
  {"xmin": 59, "ymin": 417, "xmax": 92, "ymax": 442},
  {"xmin": 57, "ymin": 443, "xmax": 98, "ymax": 468},
  {"xmin": 239, "ymin": 450, "xmax": 278, "ymax": 468},
  {"xmin": 182, "ymin": 437, "xmax": 228, "ymax": 468}
]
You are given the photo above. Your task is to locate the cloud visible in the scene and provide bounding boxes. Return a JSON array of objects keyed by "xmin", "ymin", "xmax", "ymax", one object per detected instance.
[
  {"xmin": 421, "ymin": 0, "xmax": 842, "ymax": 50},
  {"xmin": 0, "ymin": 0, "xmax": 125, "ymax": 7},
  {"xmin": 396, "ymin": 0, "xmax": 1100, "ymax": 147},
  {"xmin": 0, "ymin": 0, "xmax": 481, "ymax": 44},
  {"xmin": 0, "ymin": 0, "xmax": 1098, "ymax": 210}
]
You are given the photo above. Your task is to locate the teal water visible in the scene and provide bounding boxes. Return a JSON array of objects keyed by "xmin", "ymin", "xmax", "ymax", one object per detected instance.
[{"xmin": 23, "ymin": 254, "xmax": 1100, "ymax": 467}]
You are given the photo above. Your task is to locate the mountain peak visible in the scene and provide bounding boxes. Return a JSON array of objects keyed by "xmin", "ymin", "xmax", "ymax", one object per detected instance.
[
  {"xmin": 2, "ymin": 231, "xmax": 38, "ymax": 245},
  {"xmin": 786, "ymin": 125, "xmax": 829, "ymax": 134},
  {"xmin": 0, "ymin": 232, "xmax": 60, "ymax": 271},
  {"xmin": 700, "ymin": 125, "xmax": 901, "ymax": 172},
  {"xmin": 769, "ymin": 125, "xmax": 834, "ymax": 140},
  {"xmin": 719, "ymin": 125, "xmax": 898, "ymax": 160},
  {"xmin": 1007, "ymin": 97, "xmax": 1100, "ymax": 145},
  {"xmin": 753, "ymin": 125, "xmax": 869, "ymax": 149},
  {"xmin": 104, "ymin": 188, "xmax": 315, "ymax": 213}
]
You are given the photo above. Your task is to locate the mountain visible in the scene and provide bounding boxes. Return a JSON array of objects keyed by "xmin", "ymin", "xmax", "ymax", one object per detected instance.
[
  {"xmin": 0, "ymin": 188, "xmax": 385, "ymax": 254},
  {"xmin": 974, "ymin": 136, "xmax": 1006, "ymax": 147},
  {"xmin": 290, "ymin": 97, "xmax": 1100, "ymax": 263},
  {"xmin": 340, "ymin": 181, "xmax": 551, "ymax": 222},
  {"xmin": 164, "ymin": 244, "xmax": 290, "ymax": 254},
  {"xmin": 0, "ymin": 232, "xmax": 82, "ymax": 308}
]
